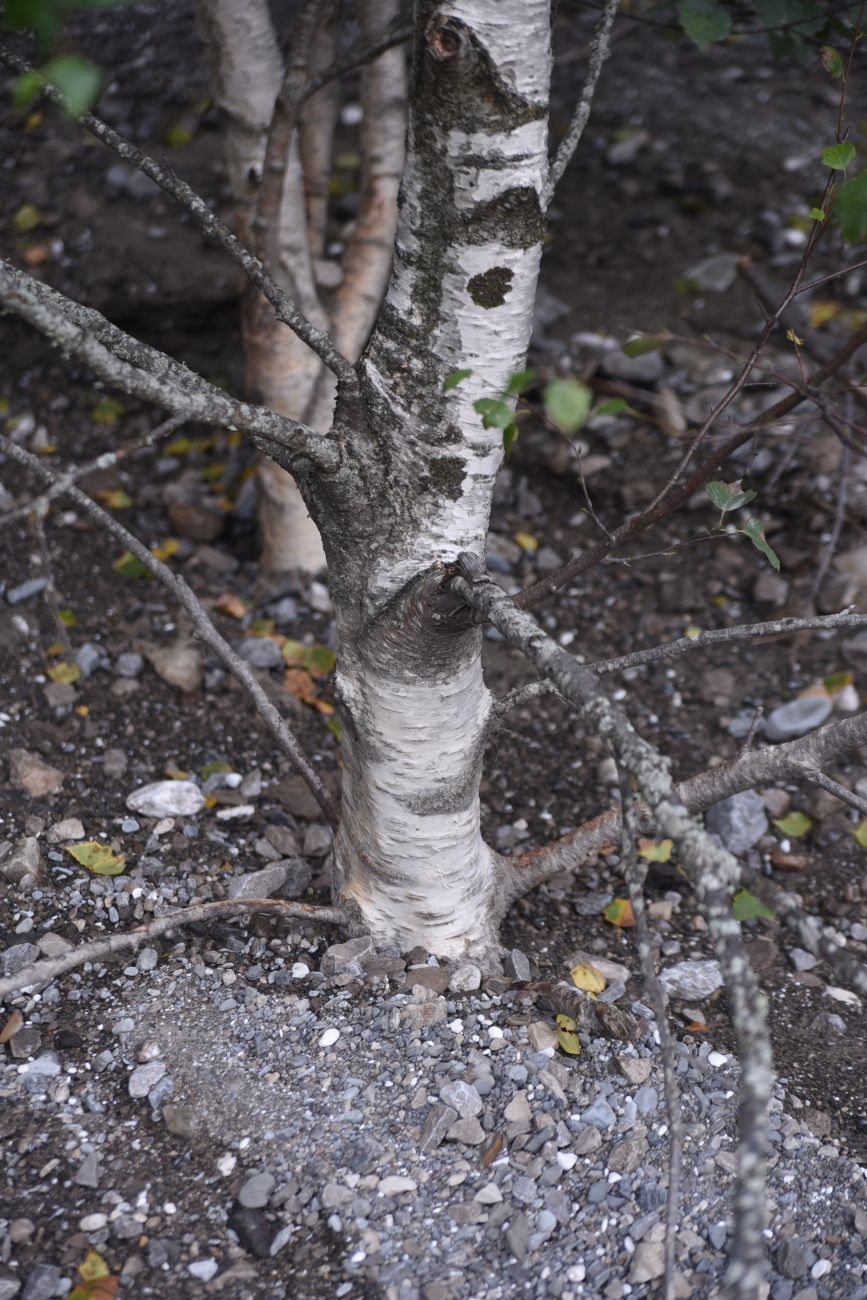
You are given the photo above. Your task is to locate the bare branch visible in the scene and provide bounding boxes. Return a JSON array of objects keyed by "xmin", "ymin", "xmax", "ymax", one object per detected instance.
[
  {"xmin": 298, "ymin": 16, "xmax": 413, "ymax": 104},
  {"xmin": 0, "ymin": 898, "xmax": 348, "ymax": 1003},
  {"xmin": 0, "ymin": 435, "xmax": 340, "ymax": 827},
  {"xmin": 544, "ymin": 0, "xmax": 619, "ymax": 204},
  {"xmin": 0, "ymin": 261, "xmax": 337, "ymax": 473},
  {"xmin": 797, "ymin": 766, "xmax": 867, "ymax": 817},
  {"xmin": 0, "ymin": 43, "xmax": 360, "ymax": 399}
]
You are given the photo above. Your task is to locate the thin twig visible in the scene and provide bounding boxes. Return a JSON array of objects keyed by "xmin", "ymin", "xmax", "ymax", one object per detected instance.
[
  {"xmin": 545, "ymin": 0, "xmax": 619, "ymax": 204},
  {"xmin": 0, "ymin": 898, "xmax": 348, "ymax": 1002},
  {"xmin": 298, "ymin": 16, "xmax": 412, "ymax": 104},
  {"xmin": 29, "ymin": 507, "xmax": 72, "ymax": 660},
  {"xmin": 812, "ymin": 441, "xmax": 851, "ymax": 606},
  {"xmin": 0, "ymin": 434, "xmax": 340, "ymax": 828},
  {"xmin": 797, "ymin": 766, "xmax": 867, "ymax": 818},
  {"xmin": 0, "ymin": 44, "xmax": 359, "ymax": 400}
]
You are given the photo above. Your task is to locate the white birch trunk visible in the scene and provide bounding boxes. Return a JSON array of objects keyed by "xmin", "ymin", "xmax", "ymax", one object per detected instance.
[{"xmin": 326, "ymin": 0, "xmax": 553, "ymax": 960}]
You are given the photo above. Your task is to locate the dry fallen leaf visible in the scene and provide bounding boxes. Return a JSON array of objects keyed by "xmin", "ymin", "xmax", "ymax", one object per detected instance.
[{"xmin": 0, "ymin": 1011, "xmax": 23, "ymax": 1044}]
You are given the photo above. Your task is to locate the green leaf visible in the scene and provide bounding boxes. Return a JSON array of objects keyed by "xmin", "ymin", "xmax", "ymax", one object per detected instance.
[
  {"xmin": 824, "ymin": 670, "xmax": 853, "ymax": 693},
  {"xmin": 554, "ymin": 1014, "xmax": 582, "ymax": 1056},
  {"xmin": 112, "ymin": 550, "xmax": 148, "ymax": 579},
  {"xmin": 58, "ymin": 607, "xmax": 76, "ymax": 628},
  {"xmin": 809, "ymin": 207, "xmax": 826, "ymax": 222},
  {"xmin": 66, "ymin": 841, "xmax": 126, "ymax": 876},
  {"xmin": 505, "ymin": 369, "xmax": 537, "ymax": 397},
  {"xmin": 602, "ymin": 897, "xmax": 635, "ymax": 928},
  {"xmin": 41, "ymin": 54, "xmax": 101, "ymax": 116},
  {"xmin": 773, "ymin": 811, "xmax": 813, "ymax": 838},
  {"xmin": 638, "ymin": 838, "xmax": 673, "ymax": 862},
  {"xmin": 305, "ymin": 644, "xmax": 337, "ymax": 678},
  {"xmin": 741, "ymin": 518, "xmax": 780, "ymax": 571},
  {"xmin": 854, "ymin": 821, "xmax": 867, "ymax": 848},
  {"xmin": 165, "ymin": 123, "xmax": 194, "ymax": 148},
  {"xmin": 835, "ymin": 168, "xmax": 867, "ymax": 243},
  {"xmin": 503, "ymin": 421, "xmax": 519, "ymax": 455},
  {"xmin": 11, "ymin": 70, "xmax": 43, "ymax": 108},
  {"xmin": 705, "ymin": 479, "xmax": 757, "ymax": 516},
  {"xmin": 13, "ymin": 203, "xmax": 41, "ymax": 233},
  {"xmin": 732, "ymin": 888, "xmax": 775, "ymax": 922},
  {"xmin": 594, "ymin": 398, "xmax": 631, "ymax": 418},
  {"xmin": 543, "ymin": 379, "xmax": 593, "ymax": 433},
  {"xmin": 820, "ymin": 45, "xmax": 843, "ymax": 78},
  {"xmin": 622, "ymin": 333, "xmax": 669, "ymax": 358},
  {"xmin": 473, "ymin": 398, "xmax": 514, "ymax": 430},
  {"xmin": 78, "ymin": 1249, "xmax": 110, "ymax": 1283},
  {"xmin": 198, "ymin": 760, "xmax": 231, "ymax": 780},
  {"xmin": 677, "ymin": 0, "xmax": 731, "ymax": 50},
  {"xmin": 325, "ymin": 715, "xmax": 343, "ymax": 742},
  {"xmin": 821, "ymin": 142, "xmax": 856, "ymax": 172},
  {"xmin": 443, "ymin": 368, "xmax": 473, "ymax": 392}
]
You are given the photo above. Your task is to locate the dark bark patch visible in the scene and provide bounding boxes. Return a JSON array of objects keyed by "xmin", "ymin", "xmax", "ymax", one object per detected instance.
[
  {"xmin": 424, "ymin": 454, "xmax": 466, "ymax": 499},
  {"xmin": 468, "ymin": 266, "xmax": 514, "ymax": 309}
]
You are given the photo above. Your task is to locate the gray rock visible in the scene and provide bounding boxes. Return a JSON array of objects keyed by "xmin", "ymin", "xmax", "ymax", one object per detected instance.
[
  {"xmin": 279, "ymin": 858, "xmax": 313, "ymax": 898},
  {"xmin": 401, "ymin": 998, "xmax": 448, "ymax": 1030},
  {"xmin": 229, "ymin": 1206, "xmax": 273, "ymax": 1258},
  {"xmin": 1, "ymin": 837, "xmax": 43, "ymax": 885},
  {"xmin": 449, "ymin": 963, "xmax": 482, "ymax": 993},
  {"xmin": 263, "ymin": 824, "xmax": 300, "ymax": 857},
  {"xmin": 228, "ymin": 863, "xmax": 288, "ymax": 901},
  {"xmin": 237, "ymin": 637, "xmax": 284, "ymax": 669},
  {"xmin": 581, "ymin": 1097, "xmax": 617, "ymax": 1129},
  {"xmin": 7, "ymin": 577, "xmax": 48, "ymax": 605},
  {"xmin": 321, "ymin": 936, "xmax": 375, "ymax": 977},
  {"xmin": 106, "ymin": 162, "xmax": 160, "ymax": 198},
  {"xmin": 126, "ymin": 780, "xmax": 205, "ymax": 818},
  {"xmin": 163, "ymin": 1105, "xmax": 198, "ymax": 1139},
  {"xmin": 27, "ymin": 1053, "xmax": 61, "ymax": 1077},
  {"xmin": 238, "ymin": 1172, "xmax": 275, "ymax": 1208},
  {"xmin": 704, "ymin": 790, "xmax": 768, "ymax": 854},
  {"xmin": 630, "ymin": 1241, "xmax": 665, "ymax": 1283},
  {"xmin": 137, "ymin": 947, "xmax": 158, "ymax": 972},
  {"xmin": 9, "ymin": 1027, "xmax": 41, "ymax": 1059},
  {"xmin": 9, "ymin": 749, "xmax": 64, "ymax": 797},
  {"xmin": 0, "ymin": 1279, "xmax": 21, "ymax": 1300},
  {"xmin": 600, "ymin": 343, "xmax": 665, "ymax": 384},
  {"xmin": 607, "ymin": 1131, "xmax": 648, "ymax": 1173},
  {"xmin": 788, "ymin": 948, "xmax": 818, "ymax": 973},
  {"xmin": 506, "ymin": 1211, "xmax": 530, "ymax": 1261},
  {"xmin": 46, "ymin": 818, "xmax": 85, "ymax": 844},
  {"xmin": 685, "ymin": 251, "xmax": 739, "ymax": 292},
  {"xmin": 115, "ymin": 652, "xmax": 144, "ymax": 678},
  {"xmin": 21, "ymin": 1264, "xmax": 60, "ymax": 1300},
  {"xmin": 146, "ymin": 641, "xmax": 203, "ymax": 693},
  {"xmin": 302, "ymin": 823, "xmax": 332, "ymax": 858},
  {"xmin": 776, "ymin": 1236, "xmax": 810, "ymax": 1279},
  {"xmin": 504, "ymin": 949, "xmax": 532, "ymax": 981},
  {"xmin": 440, "ymin": 1080, "xmax": 483, "ymax": 1119},
  {"xmin": 73, "ymin": 1151, "xmax": 102, "ymax": 1188},
  {"xmin": 765, "ymin": 695, "xmax": 833, "ymax": 743},
  {"xmin": 75, "ymin": 642, "xmax": 102, "ymax": 678},
  {"xmin": 420, "ymin": 1104, "xmax": 458, "ymax": 1152},
  {"xmin": 660, "ymin": 959, "xmax": 723, "ymax": 1001},
  {"xmin": 1, "ymin": 943, "xmax": 40, "ymax": 977},
  {"xmin": 633, "ymin": 1086, "xmax": 659, "ymax": 1115},
  {"xmin": 128, "ymin": 1060, "xmax": 166, "ymax": 1098}
]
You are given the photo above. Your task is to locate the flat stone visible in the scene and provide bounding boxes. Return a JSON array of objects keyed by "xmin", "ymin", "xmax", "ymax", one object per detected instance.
[
  {"xmin": 527, "ymin": 1021, "xmax": 558, "ymax": 1052},
  {"xmin": 420, "ymin": 1104, "xmax": 458, "ymax": 1152},
  {"xmin": 705, "ymin": 790, "xmax": 768, "ymax": 854},
  {"xmin": 630, "ymin": 1241, "xmax": 665, "ymax": 1283},
  {"xmin": 46, "ymin": 818, "xmax": 85, "ymax": 844},
  {"xmin": 188, "ymin": 1260, "xmax": 218, "ymax": 1282},
  {"xmin": 167, "ymin": 501, "xmax": 225, "ymax": 543},
  {"xmin": 618, "ymin": 1056, "xmax": 653, "ymax": 1085},
  {"xmin": 475, "ymin": 1182, "xmax": 503, "ymax": 1205},
  {"xmin": 685, "ymin": 251, "xmax": 739, "ymax": 292},
  {"xmin": 504, "ymin": 1091, "xmax": 532, "ymax": 1123},
  {"xmin": 128, "ymin": 1060, "xmax": 166, "ymax": 1098},
  {"xmin": 581, "ymin": 1097, "xmax": 617, "ymax": 1129},
  {"xmin": 449, "ymin": 963, "xmax": 482, "ymax": 993},
  {"xmin": 302, "ymin": 823, "xmax": 331, "ymax": 857},
  {"xmin": 238, "ymin": 1172, "xmax": 275, "ymax": 1209},
  {"xmin": 504, "ymin": 949, "xmax": 532, "ymax": 981},
  {"xmin": 1, "ymin": 837, "xmax": 42, "ymax": 885},
  {"xmin": 1, "ymin": 943, "xmax": 40, "ymax": 977},
  {"xmin": 318, "ymin": 1027, "xmax": 340, "ymax": 1048},
  {"xmin": 400, "ymin": 998, "xmax": 447, "ymax": 1030},
  {"xmin": 163, "ymin": 1105, "xmax": 198, "ymax": 1139},
  {"xmin": 21, "ymin": 1264, "xmax": 60, "ymax": 1300},
  {"xmin": 126, "ymin": 780, "xmax": 205, "ymax": 818},
  {"xmin": 75, "ymin": 642, "xmax": 102, "ymax": 678},
  {"xmin": 408, "ymin": 966, "xmax": 450, "ymax": 994},
  {"xmin": 446, "ymin": 1116, "xmax": 485, "ymax": 1145},
  {"xmin": 776, "ymin": 1237, "xmax": 811, "ymax": 1280},
  {"xmin": 146, "ymin": 641, "xmax": 203, "ymax": 692},
  {"xmin": 7, "ymin": 578, "xmax": 47, "ymax": 605},
  {"xmin": 440, "ymin": 1080, "xmax": 483, "ymax": 1119},
  {"xmin": 267, "ymin": 775, "xmax": 322, "ymax": 820},
  {"xmin": 115, "ymin": 651, "xmax": 144, "ymax": 678},
  {"xmin": 237, "ymin": 637, "xmax": 284, "ymax": 669},
  {"xmin": 506, "ymin": 1210, "xmax": 530, "ymax": 1262},
  {"xmin": 660, "ymin": 959, "xmax": 723, "ymax": 1001},
  {"xmin": 378, "ymin": 1175, "xmax": 418, "ymax": 1196},
  {"xmin": 228, "ymin": 1206, "xmax": 273, "ymax": 1259},
  {"xmin": 765, "ymin": 695, "xmax": 833, "ymax": 743},
  {"xmin": 788, "ymin": 948, "xmax": 818, "ymax": 973},
  {"xmin": 9, "ymin": 749, "xmax": 64, "ymax": 797},
  {"xmin": 263, "ymin": 824, "xmax": 300, "ymax": 857},
  {"xmin": 608, "ymin": 1130, "xmax": 648, "ymax": 1173},
  {"xmin": 634, "ymin": 1086, "xmax": 659, "ymax": 1114},
  {"xmin": 228, "ymin": 863, "xmax": 288, "ymax": 901},
  {"xmin": 73, "ymin": 1152, "xmax": 101, "ymax": 1188},
  {"xmin": 28, "ymin": 1053, "xmax": 61, "ymax": 1077},
  {"xmin": 10, "ymin": 1027, "xmax": 42, "ymax": 1059},
  {"xmin": 321, "ymin": 936, "xmax": 375, "ymax": 977}
]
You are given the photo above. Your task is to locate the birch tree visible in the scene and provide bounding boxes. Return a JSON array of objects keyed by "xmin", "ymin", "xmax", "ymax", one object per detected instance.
[{"xmin": 2, "ymin": 2, "xmax": 867, "ymax": 1296}]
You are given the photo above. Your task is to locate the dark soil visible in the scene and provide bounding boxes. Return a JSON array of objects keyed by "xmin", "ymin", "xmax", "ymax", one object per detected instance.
[{"xmin": 2, "ymin": 2, "xmax": 867, "ymax": 1295}]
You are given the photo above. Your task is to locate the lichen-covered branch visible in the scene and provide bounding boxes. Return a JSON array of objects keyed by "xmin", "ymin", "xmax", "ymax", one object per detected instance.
[{"xmin": 544, "ymin": 0, "xmax": 619, "ymax": 203}]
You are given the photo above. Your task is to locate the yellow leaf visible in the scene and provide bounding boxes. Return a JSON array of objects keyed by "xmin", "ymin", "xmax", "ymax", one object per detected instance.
[
  {"xmin": 66, "ymin": 842, "xmax": 125, "ymax": 876},
  {"xmin": 163, "ymin": 767, "xmax": 189, "ymax": 780},
  {"xmin": 684, "ymin": 626, "xmax": 702, "ymax": 640},
  {"xmin": 74, "ymin": 705, "xmax": 89, "ymax": 717},
  {"xmin": 854, "ymin": 821, "xmax": 867, "ymax": 847},
  {"xmin": 602, "ymin": 897, "xmax": 635, "ymax": 928},
  {"xmin": 94, "ymin": 488, "xmax": 132, "ymax": 510},
  {"xmin": 78, "ymin": 1250, "xmax": 110, "ymax": 1283},
  {"xmin": 570, "ymin": 962, "xmax": 607, "ymax": 995},
  {"xmin": 638, "ymin": 837, "xmax": 673, "ymax": 862},
  {"xmin": 46, "ymin": 640, "xmax": 64, "ymax": 658},
  {"xmin": 151, "ymin": 538, "xmax": 179, "ymax": 561},
  {"xmin": 514, "ymin": 531, "xmax": 538, "ymax": 553},
  {"xmin": 47, "ymin": 661, "xmax": 81, "ymax": 684},
  {"xmin": 14, "ymin": 203, "xmax": 41, "ymax": 232},
  {"xmin": 58, "ymin": 607, "xmax": 77, "ymax": 627},
  {"xmin": 809, "ymin": 300, "xmax": 842, "ymax": 330},
  {"xmin": 786, "ymin": 328, "xmax": 804, "ymax": 346},
  {"xmin": 204, "ymin": 793, "xmax": 218, "ymax": 809},
  {"xmin": 554, "ymin": 1014, "xmax": 582, "ymax": 1055}
]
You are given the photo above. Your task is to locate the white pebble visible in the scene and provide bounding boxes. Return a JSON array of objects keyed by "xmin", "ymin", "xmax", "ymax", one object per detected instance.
[
  {"xmin": 707, "ymin": 1051, "xmax": 728, "ymax": 1068},
  {"xmin": 556, "ymin": 1152, "xmax": 578, "ymax": 1171},
  {"xmin": 318, "ymin": 1027, "xmax": 340, "ymax": 1048},
  {"xmin": 487, "ymin": 1026, "xmax": 504, "ymax": 1040},
  {"xmin": 216, "ymin": 1154, "xmax": 236, "ymax": 1177},
  {"xmin": 812, "ymin": 1260, "xmax": 831, "ymax": 1279},
  {"xmin": 188, "ymin": 1259, "xmax": 218, "ymax": 1281},
  {"xmin": 448, "ymin": 1019, "xmax": 464, "ymax": 1034},
  {"xmin": 291, "ymin": 962, "xmax": 310, "ymax": 979},
  {"xmin": 79, "ymin": 1213, "xmax": 107, "ymax": 1232}
]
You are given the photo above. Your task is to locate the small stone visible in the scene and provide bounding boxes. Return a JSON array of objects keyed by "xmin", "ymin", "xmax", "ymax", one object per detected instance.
[
  {"xmin": 321, "ymin": 935, "xmax": 375, "ymax": 977},
  {"xmin": 46, "ymin": 817, "xmax": 85, "ymax": 844},
  {"xmin": 608, "ymin": 1131, "xmax": 648, "ymax": 1173},
  {"xmin": 187, "ymin": 1260, "xmax": 218, "ymax": 1282},
  {"xmin": 420, "ymin": 1104, "xmax": 458, "ymax": 1152},
  {"xmin": 476, "ymin": 1182, "xmax": 503, "ymax": 1204},
  {"xmin": 10, "ymin": 1027, "xmax": 42, "ymax": 1059},
  {"xmin": 80, "ymin": 1213, "xmax": 108, "ymax": 1232},
  {"xmin": 9, "ymin": 749, "xmax": 64, "ymax": 797},
  {"xmin": 1, "ymin": 836, "xmax": 43, "ymax": 885},
  {"xmin": 138, "ymin": 948, "xmax": 158, "ymax": 972},
  {"xmin": 7, "ymin": 577, "xmax": 48, "ymax": 605},
  {"xmin": 440, "ymin": 1080, "xmax": 483, "ymax": 1118},
  {"xmin": 73, "ymin": 1151, "xmax": 101, "ymax": 1188},
  {"xmin": 238, "ymin": 1172, "xmax": 275, "ymax": 1209},
  {"xmin": 167, "ymin": 501, "xmax": 224, "ymax": 543},
  {"xmin": 765, "ymin": 695, "xmax": 833, "ymax": 743},
  {"xmin": 302, "ymin": 823, "xmax": 331, "ymax": 857},
  {"xmin": 504, "ymin": 1091, "xmax": 532, "ymax": 1123},
  {"xmin": 685, "ymin": 251, "xmax": 739, "ymax": 293},
  {"xmin": 237, "ymin": 637, "xmax": 284, "ymax": 669},
  {"xmin": 104, "ymin": 748, "xmax": 128, "ymax": 778},
  {"xmin": 264, "ymin": 824, "xmax": 300, "ymax": 856},
  {"xmin": 704, "ymin": 791, "xmax": 768, "ymax": 854},
  {"xmin": 630, "ymin": 1241, "xmax": 665, "ymax": 1283},
  {"xmin": 147, "ymin": 641, "xmax": 203, "ymax": 692},
  {"xmin": 267, "ymin": 775, "xmax": 322, "ymax": 819},
  {"xmin": 788, "ymin": 948, "xmax": 818, "ymax": 973},
  {"xmin": 634, "ymin": 1086, "xmax": 659, "ymax": 1114},
  {"xmin": 506, "ymin": 1211, "xmax": 530, "ymax": 1262},
  {"xmin": 659, "ymin": 959, "xmax": 723, "ymax": 1001},
  {"xmin": 126, "ymin": 780, "xmax": 205, "ymax": 818},
  {"xmin": 115, "ymin": 652, "xmax": 144, "ymax": 678},
  {"xmin": 449, "ymin": 963, "xmax": 482, "ymax": 993},
  {"xmin": 27, "ymin": 1053, "xmax": 61, "ymax": 1077},
  {"xmin": 228, "ymin": 863, "xmax": 288, "ymax": 901},
  {"xmin": 504, "ymin": 949, "xmax": 532, "ymax": 981},
  {"xmin": 378, "ymin": 1175, "xmax": 418, "ymax": 1196},
  {"xmin": 318, "ymin": 1027, "xmax": 340, "ymax": 1048},
  {"xmin": 163, "ymin": 1105, "xmax": 198, "ymax": 1139},
  {"xmin": 618, "ymin": 1056, "xmax": 652, "ymax": 1085},
  {"xmin": 1, "ymin": 943, "xmax": 40, "ymax": 977},
  {"xmin": 409, "ymin": 966, "xmax": 450, "ymax": 994},
  {"xmin": 582, "ymin": 1097, "xmax": 617, "ymax": 1129},
  {"xmin": 400, "ymin": 998, "xmax": 448, "ymax": 1030},
  {"xmin": 707, "ymin": 1051, "xmax": 728, "ymax": 1068},
  {"xmin": 600, "ymin": 341, "xmax": 664, "ymax": 383},
  {"xmin": 75, "ymin": 642, "xmax": 102, "ymax": 678},
  {"xmin": 21, "ymin": 1264, "xmax": 60, "ymax": 1300},
  {"xmin": 128, "ymin": 1060, "xmax": 166, "ymax": 1098},
  {"xmin": 776, "ymin": 1237, "xmax": 810, "ymax": 1280},
  {"xmin": 527, "ymin": 1021, "xmax": 557, "ymax": 1052},
  {"xmin": 229, "ymin": 1206, "xmax": 274, "ymax": 1258}
]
